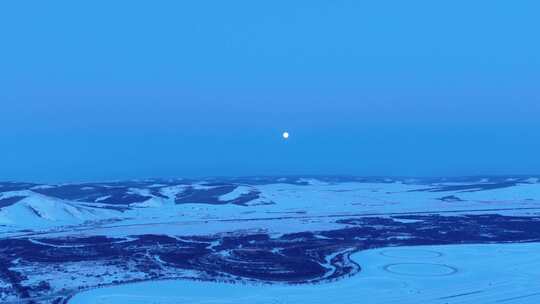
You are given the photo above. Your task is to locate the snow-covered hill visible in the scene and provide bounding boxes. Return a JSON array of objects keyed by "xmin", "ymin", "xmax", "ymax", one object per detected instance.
[{"xmin": 0, "ymin": 191, "xmax": 120, "ymax": 229}]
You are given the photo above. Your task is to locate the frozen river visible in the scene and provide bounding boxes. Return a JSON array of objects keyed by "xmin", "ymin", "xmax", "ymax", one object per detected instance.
[{"xmin": 69, "ymin": 242, "xmax": 540, "ymax": 304}]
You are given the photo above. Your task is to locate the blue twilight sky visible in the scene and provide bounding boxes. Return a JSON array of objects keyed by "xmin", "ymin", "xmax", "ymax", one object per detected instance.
[{"xmin": 0, "ymin": 1, "xmax": 539, "ymax": 182}]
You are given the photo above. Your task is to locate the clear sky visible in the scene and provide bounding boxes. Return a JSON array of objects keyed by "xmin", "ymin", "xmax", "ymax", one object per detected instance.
[{"xmin": 1, "ymin": 1, "xmax": 539, "ymax": 182}]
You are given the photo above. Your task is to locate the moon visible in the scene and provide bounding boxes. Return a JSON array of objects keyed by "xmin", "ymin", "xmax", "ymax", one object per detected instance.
[{"xmin": 282, "ymin": 131, "xmax": 290, "ymax": 139}]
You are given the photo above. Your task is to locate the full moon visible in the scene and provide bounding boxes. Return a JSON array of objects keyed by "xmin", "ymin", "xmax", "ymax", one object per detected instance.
[{"xmin": 282, "ymin": 131, "xmax": 290, "ymax": 139}]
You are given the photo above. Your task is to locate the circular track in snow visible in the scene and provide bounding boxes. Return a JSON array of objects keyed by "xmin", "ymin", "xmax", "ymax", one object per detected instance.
[{"xmin": 383, "ymin": 263, "xmax": 458, "ymax": 277}]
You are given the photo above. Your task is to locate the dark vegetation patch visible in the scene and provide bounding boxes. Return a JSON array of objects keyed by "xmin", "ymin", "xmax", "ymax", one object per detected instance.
[
  {"xmin": 0, "ymin": 196, "xmax": 26, "ymax": 208},
  {"xmin": 0, "ymin": 182, "xmax": 39, "ymax": 193},
  {"xmin": 438, "ymin": 195, "xmax": 464, "ymax": 202},
  {"xmin": 34, "ymin": 185, "xmax": 153, "ymax": 205}
]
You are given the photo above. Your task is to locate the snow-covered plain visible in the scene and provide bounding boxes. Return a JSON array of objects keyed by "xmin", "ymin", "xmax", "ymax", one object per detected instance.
[{"xmin": 70, "ymin": 242, "xmax": 540, "ymax": 304}]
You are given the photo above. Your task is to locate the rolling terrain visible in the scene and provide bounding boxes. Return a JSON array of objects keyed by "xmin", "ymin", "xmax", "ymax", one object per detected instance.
[{"xmin": 1, "ymin": 176, "xmax": 539, "ymax": 303}]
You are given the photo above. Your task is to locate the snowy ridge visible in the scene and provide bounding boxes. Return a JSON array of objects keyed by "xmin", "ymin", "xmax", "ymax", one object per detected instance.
[
  {"xmin": 1, "ymin": 176, "xmax": 540, "ymax": 234},
  {"xmin": 0, "ymin": 191, "xmax": 119, "ymax": 229}
]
